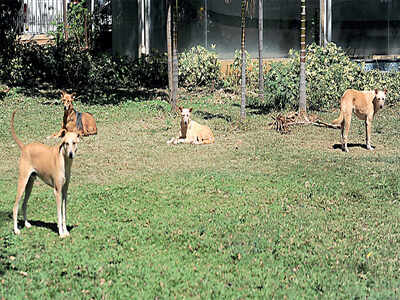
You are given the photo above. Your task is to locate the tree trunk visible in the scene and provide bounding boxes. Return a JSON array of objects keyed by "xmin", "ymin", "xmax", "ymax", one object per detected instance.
[
  {"xmin": 240, "ymin": 0, "xmax": 247, "ymax": 119},
  {"xmin": 258, "ymin": 0, "xmax": 264, "ymax": 102},
  {"xmin": 84, "ymin": 11, "xmax": 88, "ymax": 49},
  {"xmin": 63, "ymin": 0, "xmax": 68, "ymax": 40},
  {"xmin": 172, "ymin": 0, "xmax": 179, "ymax": 110},
  {"xmin": 299, "ymin": 0, "xmax": 307, "ymax": 118},
  {"xmin": 166, "ymin": 0, "xmax": 175, "ymax": 111}
]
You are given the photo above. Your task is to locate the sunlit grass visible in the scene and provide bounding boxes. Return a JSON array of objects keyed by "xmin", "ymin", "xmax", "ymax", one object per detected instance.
[{"xmin": 0, "ymin": 89, "xmax": 399, "ymax": 298}]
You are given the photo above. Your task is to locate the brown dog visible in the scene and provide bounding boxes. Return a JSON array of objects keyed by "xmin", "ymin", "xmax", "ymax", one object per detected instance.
[
  {"xmin": 167, "ymin": 107, "xmax": 215, "ymax": 145},
  {"xmin": 48, "ymin": 90, "xmax": 97, "ymax": 139},
  {"xmin": 11, "ymin": 110, "xmax": 80, "ymax": 237},
  {"xmin": 332, "ymin": 88, "xmax": 386, "ymax": 152}
]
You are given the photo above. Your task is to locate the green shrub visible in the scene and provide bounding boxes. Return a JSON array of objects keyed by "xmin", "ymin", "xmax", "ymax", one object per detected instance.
[
  {"xmin": 261, "ymin": 43, "xmax": 399, "ymax": 111},
  {"xmin": 0, "ymin": 0, "xmax": 22, "ymax": 82},
  {"xmin": 290, "ymin": 43, "xmax": 363, "ymax": 110},
  {"xmin": 179, "ymin": 45, "xmax": 221, "ymax": 89},
  {"xmin": 223, "ymin": 49, "xmax": 258, "ymax": 90},
  {"xmin": 360, "ymin": 69, "xmax": 400, "ymax": 105},
  {"xmin": 49, "ymin": 0, "xmax": 94, "ymax": 49},
  {"xmin": 136, "ymin": 51, "xmax": 168, "ymax": 89},
  {"xmin": 0, "ymin": 39, "xmax": 168, "ymax": 104},
  {"xmin": 263, "ymin": 60, "xmax": 299, "ymax": 111},
  {"xmin": 83, "ymin": 52, "xmax": 168, "ymax": 104}
]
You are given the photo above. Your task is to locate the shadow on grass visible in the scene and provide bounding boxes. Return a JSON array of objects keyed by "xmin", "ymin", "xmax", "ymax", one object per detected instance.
[
  {"xmin": 0, "ymin": 92, "xmax": 9, "ymax": 101},
  {"xmin": 195, "ymin": 110, "xmax": 232, "ymax": 122},
  {"xmin": 17, "ymin": 219, "xmax": 74, "ymax": 234},
  {"xmin": 15, "ymin": 86, "xmax": 169, "ymax": 106},
  {"xmin": 0, "ymin": 211, "xmax": 11, "ymax": 229},
  {"xmin": 0, "ymin": 211, "xmax": 74, "ymax": 234},
  {"xmin": 333, "ymin": 143, "xmax": 369, "ymax": 151},
  {"xmin": 231, "ymin": 102, "xmax": 275, "ymax": 115}
]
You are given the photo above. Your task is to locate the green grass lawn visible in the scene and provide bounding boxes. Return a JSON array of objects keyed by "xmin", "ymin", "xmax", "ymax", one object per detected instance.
[{"xmin": 1, "ymin": 88, "xmax": 400, "ymax": 298}]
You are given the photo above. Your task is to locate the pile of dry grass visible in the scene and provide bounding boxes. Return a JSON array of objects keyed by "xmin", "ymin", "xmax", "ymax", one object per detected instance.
[{"xmin": 270, "ymin": 111, "xmax": 338, "ymax": 134}]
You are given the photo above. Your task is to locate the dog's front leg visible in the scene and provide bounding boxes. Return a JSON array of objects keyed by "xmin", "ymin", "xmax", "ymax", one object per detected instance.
[
  {"xmin": 47, "ymin": 129, "xmax": 64, "ymax": 139},
  {"xmin": 365, "ymin": 117, "xmax": 374, "ymax": 150},
  {"xmin": 54, "ymin": 187, "xmax": 67, "ymax": 238},
  {"xmin": 191, "ymin": 136, "xmax": 203, "ymax": 145},
  {"xmin": 167, "ymin": 137, "xmax": 177, "ymax": 144},
  {"xmin": 61, "ymin": 184, "xmax": 69, "ymax": 236}
]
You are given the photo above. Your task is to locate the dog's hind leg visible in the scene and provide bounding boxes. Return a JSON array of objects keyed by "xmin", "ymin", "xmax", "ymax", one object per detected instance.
[
  {"xmin": 341, "ymin": 118, "xmax": 351, "ymax": 152},
  {"xmin": 22, "ymin": 174, "xmax": 36, "ymax": 229},
  {"xmin": 13, "ymin": 169, "xmax": 32, "ymax": 234},
  {"xmin": 47, "ymin": 128, "xmax": 64, "ymax": 139}
]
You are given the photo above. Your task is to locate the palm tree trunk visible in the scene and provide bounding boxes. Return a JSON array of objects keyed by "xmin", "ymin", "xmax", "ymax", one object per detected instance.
[
  {"xmin": 166, "ymin": 0, "xmax": 174, "ymax": 110},
  {"xmin": 63, "ymin": 0, "xmax": 68, "ymax": 40},
  {"xmin": 299, "ymin": 0, "xmax": 307, "ymax": 118},
  {"xmin": 240, "ymin": 0, "xmax": 248, "ymax": 119},
  {"xmin": 172, "ymin": 0, "xmax": 179, "ymax": 110},
  {"xmin": 258, "ymin": 0, "xmax": 264, "ymax": 102}
]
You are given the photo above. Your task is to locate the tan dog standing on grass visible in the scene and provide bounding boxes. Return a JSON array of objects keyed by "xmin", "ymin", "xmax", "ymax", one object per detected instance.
[
  {"xmin": 332, "ymin": 88, "xmax": 386, "ymax": 152},
  {"xmin": 11, "ymin": 110, "xmax": 80, "ymax": 238},
  {"xmin": 47, "ymin": 90, "xmax": 97, "ymax": 139},
  {"xmin": 167, "ymin": 107, "xmax": 215, "ymax": 145}
]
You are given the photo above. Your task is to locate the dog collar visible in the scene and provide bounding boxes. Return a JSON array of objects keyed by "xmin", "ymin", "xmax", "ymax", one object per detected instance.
[{"xmin": 74, "ymin": 109, "xmax": 83, "ymax": 131}]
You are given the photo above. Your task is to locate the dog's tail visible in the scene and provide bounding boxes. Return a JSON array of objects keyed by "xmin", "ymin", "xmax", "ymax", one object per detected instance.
[
  {"xmin": 331, "ymin": 110, "xmax": 344, "ymax": 126},
  {"xmin": 331, "ymin": 92, "xmax": 348, "ymax": 126},
  {"xmin": 202, "ymin": 133, "xmax": 215, "ymax": 144},
  {"xmin": 11, "ymin": 110, "xmax": 24, "ymax": 150}
]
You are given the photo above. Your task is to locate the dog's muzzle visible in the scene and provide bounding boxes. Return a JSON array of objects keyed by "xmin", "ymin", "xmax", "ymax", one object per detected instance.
[{"xmin": 68, "ymin": 152, "xmax": 74, "ymax": 159}]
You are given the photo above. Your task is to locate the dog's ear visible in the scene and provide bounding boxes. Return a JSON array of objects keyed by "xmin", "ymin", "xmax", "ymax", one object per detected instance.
[
  {"xmin": 178, "ymin": 106, "xmax": 183, "ymax": 112},
  {"xmin": 58, "ymin": 130, "xmax": 67, "ymax": 153},
  {"xmin": 374, "ymin": 88, "xmax": 378, "ymax": 95},
  {"xmin": 59, "ymin": 129, "xmax": 67, "ymax": 138},
  {"xmin": 61, "ymin": 90, "xmax": 66, "ymax": 97},
  {"xmin": 189, "ymin": 108, "xmax": 193, "ymax": 112},
  {"xmin": 384, "ymin": 88, "xmax": 387, "ymax": 95},
  {"xmin": 71, "ymin": 92, "xmax": 76, "ymax": 99}
]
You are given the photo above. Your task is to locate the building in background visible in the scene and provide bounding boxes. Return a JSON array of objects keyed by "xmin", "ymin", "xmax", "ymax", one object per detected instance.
[
  {"xmin": 16, "ymin": 0, "xmax": 108, "ymax": 34},
  {"xmin": 14, "ymin": 0, "xmax": 400, "ymax": 59},
  {"xmin": 113, "ymin": 0, "xmax": 400, "ymax": 60}
]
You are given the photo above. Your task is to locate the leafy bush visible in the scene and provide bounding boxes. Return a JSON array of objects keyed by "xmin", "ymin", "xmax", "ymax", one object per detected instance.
[
  {"xmin": 263, "ymin": 60, "xmax": 299, "ymax": 111},
  {"xmin": 223, "ymin": 49, "xmax": 258, "ymax": 90},
  {"xmin": 360, "ymin": 69, "xmax": 400, "ymax": 105},
  {"xmin": 0, "ymin": 38, "xmax": 168, "ymax": 104},
  {"xmin": 83, "ymin": 52, "xmax": 168, "ymax": 104},
  {"xmin": 49, "ymin": 0, "xmax": 94, "ymax": 49},
  {"xmin": 289, "ymin": 43, "xmax": 363, "ymax": 110},
  {"xmin": 0, "ymin": 0, "xmax": 22, "ymax": 81},
  {"xmin": 261, "ymin": 43, "xmax": 399, "ymax": 111},
  {"xmin": 179, "ymin": 45, "xmax": 221, "ymax": 89},
  {"xmin": 136, "ymin": 51, "xmax": 168, "ymax": 89},
  {"xmin": 2, "ymin": 40, "xmax": 92, "ymax": 88}
]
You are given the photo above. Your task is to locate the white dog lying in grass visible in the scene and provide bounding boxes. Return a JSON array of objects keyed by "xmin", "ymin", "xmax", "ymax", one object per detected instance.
[{"xmin": 167, "ymin": 107, "xmax": 215, "ymax": 145}]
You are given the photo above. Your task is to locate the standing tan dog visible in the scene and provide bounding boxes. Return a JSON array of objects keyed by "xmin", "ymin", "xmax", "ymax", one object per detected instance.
[
  {"xmin": 11, "ymin": 110, "xmax": 80, "ymax": 238},
  {"xmin": 332, "ymin": 88, "xmax": 386, "ymax": 152},
  {"xmin": 48, "ymin": 90, "xmax": 97, "ymax": 139},
  {"xmin": 167, "ymin": 107, "xmax": 215, "ymax": 145}
]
